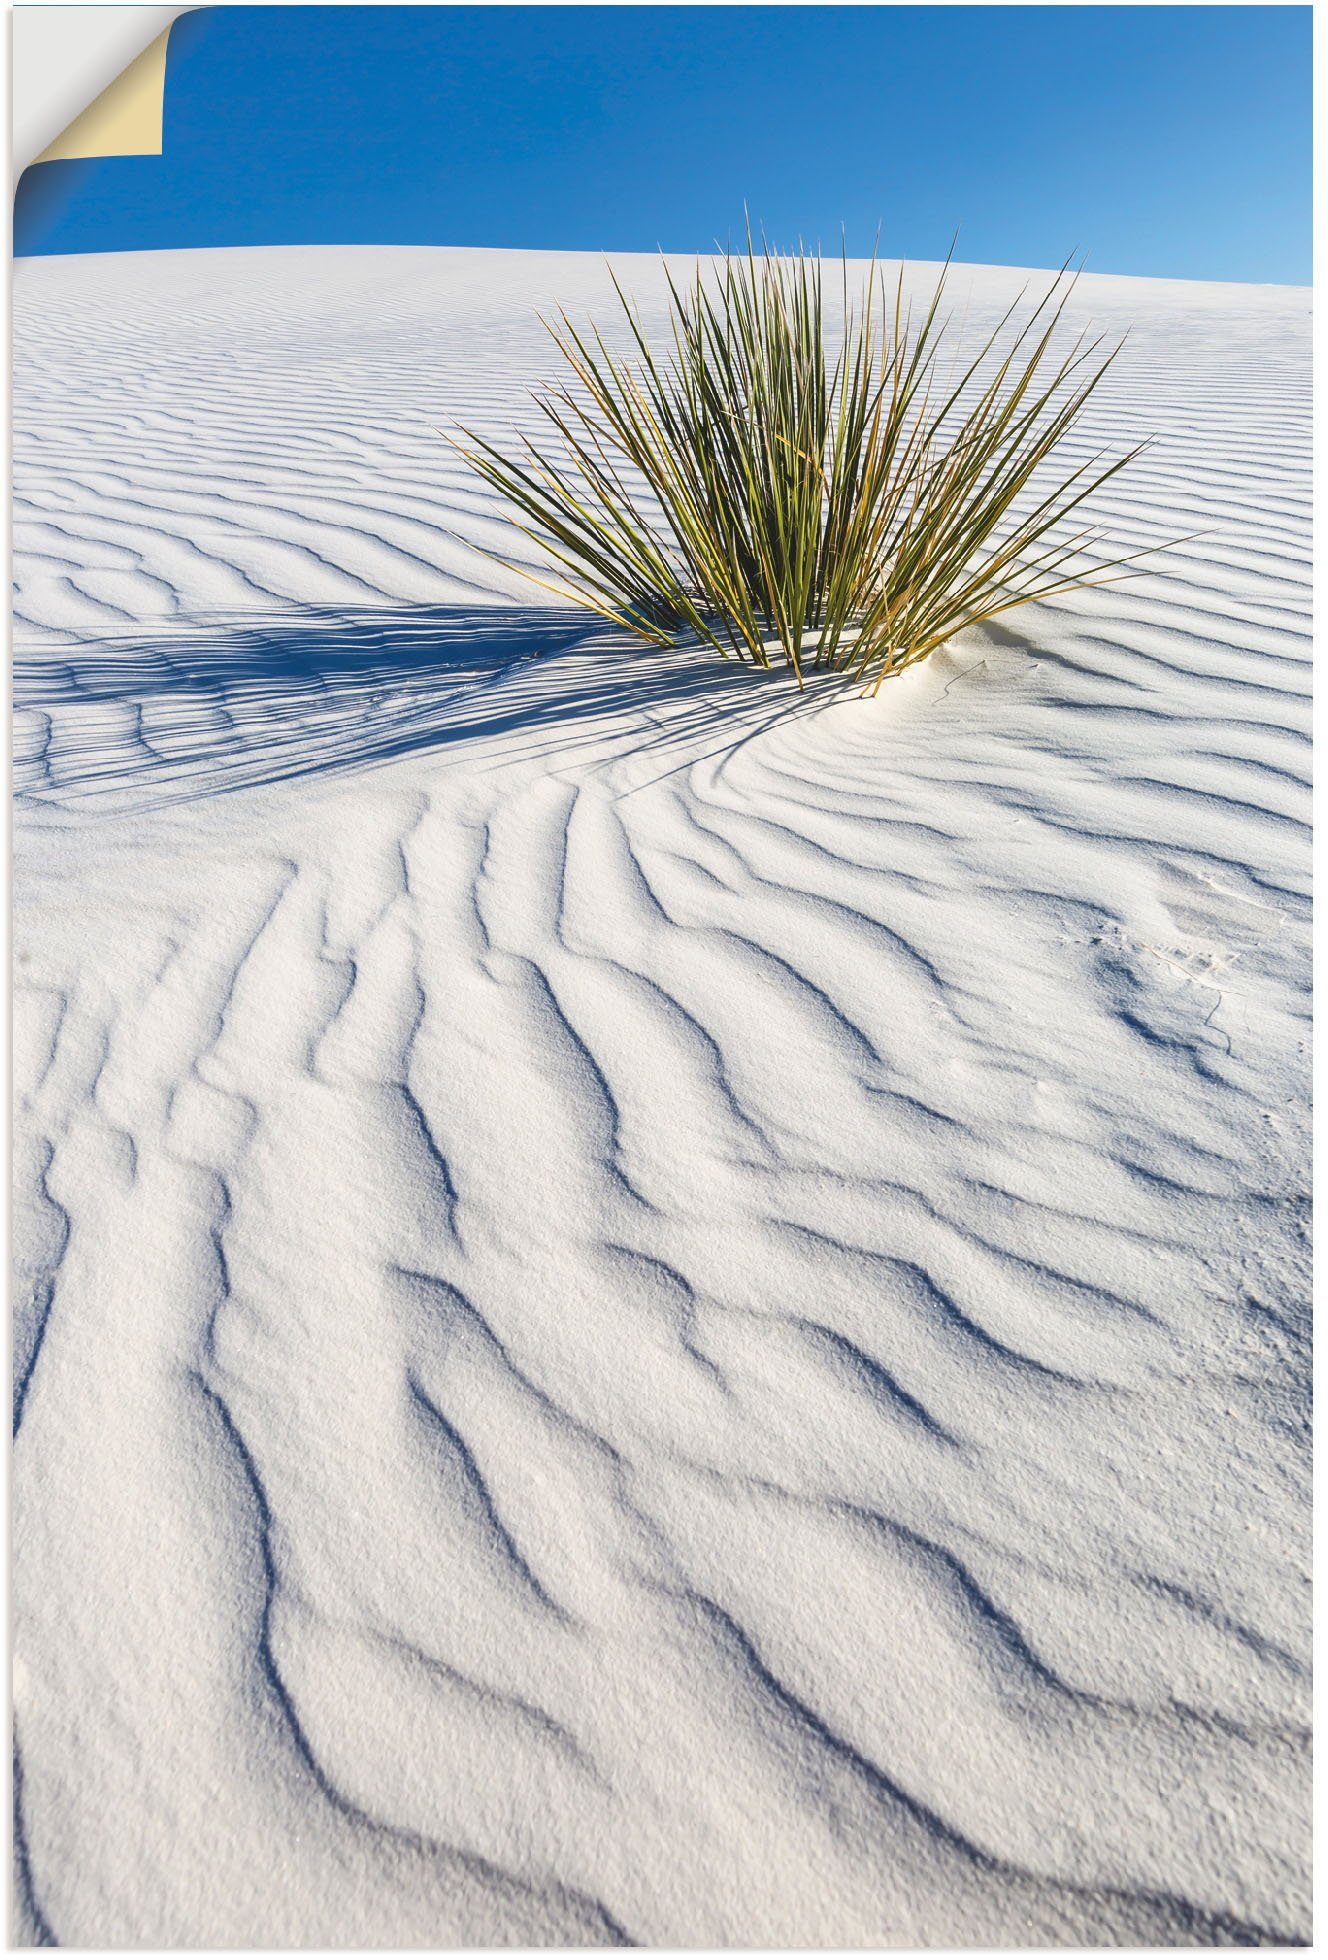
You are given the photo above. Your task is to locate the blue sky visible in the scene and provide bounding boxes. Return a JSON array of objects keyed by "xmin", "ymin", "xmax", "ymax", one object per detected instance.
[{"xmin": 15, "ymin": 5, "xmax": 1311, "ymax": 281}]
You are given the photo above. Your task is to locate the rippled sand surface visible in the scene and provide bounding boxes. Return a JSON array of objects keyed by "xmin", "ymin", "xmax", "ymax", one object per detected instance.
[{"xmin": 12, "ymin": 247, "xmax": 1310, "ymax": 1946}]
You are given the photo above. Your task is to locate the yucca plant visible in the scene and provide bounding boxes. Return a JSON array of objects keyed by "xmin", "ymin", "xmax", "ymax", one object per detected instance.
[{"xmin": 453, "ymin": 228, "xmax": 1148, "ymax": 694}]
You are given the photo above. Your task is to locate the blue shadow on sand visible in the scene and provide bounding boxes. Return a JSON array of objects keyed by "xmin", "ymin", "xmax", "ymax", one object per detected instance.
[{"xmin": 14, "ymin": 603, "xmax": 825, "ymax": 810}]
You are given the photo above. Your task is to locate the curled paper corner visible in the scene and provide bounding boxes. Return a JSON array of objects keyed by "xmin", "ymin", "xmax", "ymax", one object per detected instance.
[
  {"xmin": 14, "ymin": 6, "xmax": 194, "ymax": 174},
  {"xmin": 33, "ymin": 27, "xmax": 172, "ymax": 165}
]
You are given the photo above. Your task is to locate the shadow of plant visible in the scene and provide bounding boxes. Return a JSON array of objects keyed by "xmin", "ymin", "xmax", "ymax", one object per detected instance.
[{"xmin": 14, "ymin": 602, "xmax": 830, "ymax": 810}]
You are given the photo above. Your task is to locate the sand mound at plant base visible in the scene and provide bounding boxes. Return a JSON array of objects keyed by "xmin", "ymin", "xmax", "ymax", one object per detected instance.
[{"xmin": 12, "ymin": 246, "xmax": 1310, "ymax": 1946}]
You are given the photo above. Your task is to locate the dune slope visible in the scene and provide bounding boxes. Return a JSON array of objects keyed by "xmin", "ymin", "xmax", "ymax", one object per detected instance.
[{"xmin": 12, "ymin": 246, "xmax": 1311, "ymax": 1946}]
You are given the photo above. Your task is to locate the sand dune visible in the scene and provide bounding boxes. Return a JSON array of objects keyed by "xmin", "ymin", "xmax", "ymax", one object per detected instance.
[{"xmin": 12, "ymin": 246, "xmax": 1310, "ymax": 1945}]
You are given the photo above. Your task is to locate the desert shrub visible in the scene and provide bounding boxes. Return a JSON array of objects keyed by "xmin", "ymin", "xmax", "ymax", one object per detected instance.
[{"xmin": 454, "ymin": 230, "xmax": 1145, "ymax": 694}]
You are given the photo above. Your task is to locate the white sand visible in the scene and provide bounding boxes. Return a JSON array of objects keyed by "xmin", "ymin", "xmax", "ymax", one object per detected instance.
[{"xmin": 12, "ymin": 246, "xmax": 1310, "ymax": 1946}]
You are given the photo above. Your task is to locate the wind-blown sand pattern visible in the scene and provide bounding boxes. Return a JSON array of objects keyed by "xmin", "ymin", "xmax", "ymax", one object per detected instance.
[{"xmin": 12, "ymin": 247, "xmax": 1310, "ymax": 1946}]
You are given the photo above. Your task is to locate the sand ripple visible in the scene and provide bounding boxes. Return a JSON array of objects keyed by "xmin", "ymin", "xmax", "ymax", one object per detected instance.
[{"xmin": 12, "ymin": 247, "xmax": 1309, "ymax": 1946}]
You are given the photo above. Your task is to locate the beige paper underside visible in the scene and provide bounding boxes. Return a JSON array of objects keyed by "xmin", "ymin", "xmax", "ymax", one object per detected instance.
[{"xmin": 33, "ymin": 24, "xmax": 172, "ymax": 164}]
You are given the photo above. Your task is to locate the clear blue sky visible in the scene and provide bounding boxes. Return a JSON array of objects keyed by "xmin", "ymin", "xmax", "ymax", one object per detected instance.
[{"xmin": 15, "ymin": 5, "xmax": 1311, "ymax": 281}]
